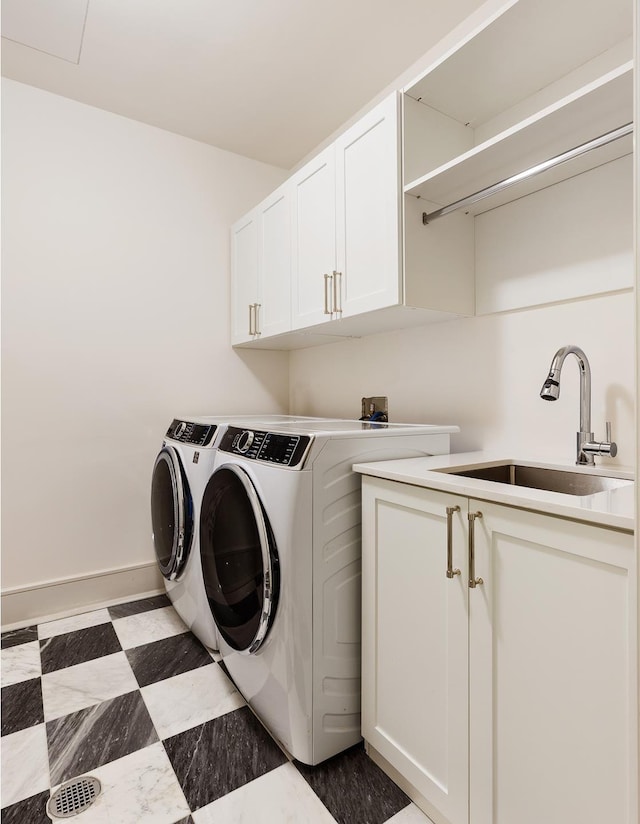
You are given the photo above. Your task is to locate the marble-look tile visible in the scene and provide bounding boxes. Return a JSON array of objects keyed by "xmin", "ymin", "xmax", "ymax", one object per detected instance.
[
  {"xmin": 295, "ymin": 743, "xmax": 411, "ymax": 824},
  {"xmin": 0, "ymin": 790, "xmax": 51, "ymax": 823},
  {"xmin": 0, "ymin": 724, "xmax": 50, "ymax": 807},
  {"xmin": 141, "ymin": 662, "xmax": 245, "ymax": 739},
  {"xmin": 1, "ymin": 625, "xmax": 38, "ymax": 649},
  {"xmin": 163, "ymin": 705, "xmax": 287, "ymax": 812},
  {"xmin": 385, "ymin": 803, "xmax": 434, "ymax": 823},
  {"xmin": 41, "ymin": 651, "xmax": 139, "ymax": 721},
  {"xmin": 173, "ymin": 818, "xmax": 194, "ymax": 824},
  {"xmin": 48, "ymin": 742, "xmax": 191, "ymax": 824},
  {"xmin": 39, "ymin": 623, "xmax": 122, "ymax": 675},
  {"xmin": 112, "ymin": 606, "xmax": 188, "ymax": 650},
  {"xmin": 193, "ymin": 762, "xmax": 338, "ymax": 824},
  {"xmin": 1, "ymin": 677, "xmax": 43, "ymax": 736},
  {"xmin": 38, "ymin": 608, "xmax": 111, "ymax": 640},
  {"xmin": 108, "ymin": 593, "xmax": 171, "ymax": 620},
  {"xmin": 126, "ymin": 632, "xmax": 213, "ymax": 688},
  {"xmin": 47, "ymin": 690, "xmax": 158, "ymax": 785},
  {"xmin": 1, "ymin": 641, "xmax": 41, "ymax": 687}
]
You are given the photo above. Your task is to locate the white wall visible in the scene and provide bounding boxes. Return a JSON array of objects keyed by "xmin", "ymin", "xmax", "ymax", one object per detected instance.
[
  {"xmin": 290, "ymin": 290, "xmax": 635, "ymax": 468},
  {"xmin": 1, "ymin": 79, "xmax": 289, "ymax": 621}
]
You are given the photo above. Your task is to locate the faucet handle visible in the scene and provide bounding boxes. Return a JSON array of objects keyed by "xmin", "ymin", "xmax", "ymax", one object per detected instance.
[{"xmin": 606, "ymin": 421, "xmax": 612, "ymax": 442}]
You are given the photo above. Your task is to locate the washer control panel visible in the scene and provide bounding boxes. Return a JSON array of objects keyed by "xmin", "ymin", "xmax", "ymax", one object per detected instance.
[
  {"xmin": 166, "ymin": 419, "xmax": 217, "ymax": 447},
  {"xmin": 220, "ymin": 427, "xmax": 312, "ymax": 468}
]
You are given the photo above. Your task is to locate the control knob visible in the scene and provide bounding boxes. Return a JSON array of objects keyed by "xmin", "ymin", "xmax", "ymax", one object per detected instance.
[
  {"xmin": 236, "ymin": 430, "xmax": 254, "ymax": 453},
  {"xmin": 174, "ymin": 421, "xmax": 187, "ymax": 440}
]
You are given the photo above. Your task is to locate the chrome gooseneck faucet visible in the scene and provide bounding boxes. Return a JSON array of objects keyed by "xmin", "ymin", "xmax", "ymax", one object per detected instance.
[{"xmin": 540, "ymin": 345, "xmax": 617, "ymax": 465}]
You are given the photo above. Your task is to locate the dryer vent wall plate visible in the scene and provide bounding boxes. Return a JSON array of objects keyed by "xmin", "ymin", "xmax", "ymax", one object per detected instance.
[{"xmin": 360, "ymin": 396, "xmax": 388, "ymax": 422}]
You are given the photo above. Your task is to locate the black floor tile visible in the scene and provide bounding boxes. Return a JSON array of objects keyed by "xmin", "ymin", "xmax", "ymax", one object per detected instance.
[
  {"xmin": 39, "ymin": 623, "xmax": 122, "ymax": 675},
  {"xmin": 163, "ymin": 705, "xmax": 287, "ymax": 812},
  {"xmin": 1, "ymin": 677, "xmax": 43, "ymax": 736},
  {"xmin": 46, "ymin": 690, "xmax": 158, "ymax": 785},
  {"xmin": 125, "ymin": 632, "xmax": 213, "ymax": 687},
  {"xmin": 1, "ymin": 790, "xmax": 51, "ymax": 823},
  {"xmin": 295, "ymin": 743, "xmax": 411, "ymax": 824},
  {"xmin": 172, "ymin": 818, "xmax": 194, "ymax": 824},
  {"xmin": 1, "ymin": 626, "xmax": 38, "ymax": 649},
  {"xmin": 108, "ymin": 593, "xmax": 171, "ymax": 620}
]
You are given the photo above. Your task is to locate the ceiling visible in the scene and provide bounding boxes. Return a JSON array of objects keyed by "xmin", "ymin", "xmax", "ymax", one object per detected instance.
[{"xmin": 1, "ymin": 0, "xmax": 485, "ymax": 169}]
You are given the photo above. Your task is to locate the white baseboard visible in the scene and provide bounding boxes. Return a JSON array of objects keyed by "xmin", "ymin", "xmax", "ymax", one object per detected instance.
[{"xmin": 1, "ymin": 562, "xmax": 164, "ymax": 630}]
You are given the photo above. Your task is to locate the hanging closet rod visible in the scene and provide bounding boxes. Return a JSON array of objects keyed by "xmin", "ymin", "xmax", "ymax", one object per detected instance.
[{"xmin": 422, "ymin": 122, "xmax": 633, "ymax": 225}]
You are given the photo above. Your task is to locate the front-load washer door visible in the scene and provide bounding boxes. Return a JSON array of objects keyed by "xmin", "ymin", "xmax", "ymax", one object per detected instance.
[
  {"xmin": 151, "ymin": 446, "xmax": 194, "ymax": 580},
  {"xmin": 200, "ymin": 465, "xmax": 279, "ymax": 654}
]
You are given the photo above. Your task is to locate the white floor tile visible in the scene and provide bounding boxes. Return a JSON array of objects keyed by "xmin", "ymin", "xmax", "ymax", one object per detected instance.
[
  {"xmin": 41, "ymin": 651, "xmax": 139, "ymax": 721},
  {"xmin": 192, "ymin": 762, "xmax": 338, "ymax": 824},
  {"xmin": 1, "ymin": 640, "xmax": 41, "ymax": 687},
  {"xmin": 49, "ymin": 742, "xmax": 190, "ymax": 824},
  {"xmin": 112, "ymin": 606, "xmax": 188, "ymax": 650},
  {"xmin": 141, "ymin": 663, "xmax": 245, "ymax": 739},
  {"xmin": 386, "ymin": 802, "xmax": 436, "ymax": 823},
  {"xmin": 1, "ymin": 724, "xmax": 50, "ymax": 808},
  {"xmin": 38, "ymin": 608, "xmax": 111, "ymax": 640}
]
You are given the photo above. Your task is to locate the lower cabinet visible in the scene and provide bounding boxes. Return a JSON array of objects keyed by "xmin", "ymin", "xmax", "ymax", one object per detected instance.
[{"xmin": 360, "ymin": 476, "xmax": 636, "ymax": 824}]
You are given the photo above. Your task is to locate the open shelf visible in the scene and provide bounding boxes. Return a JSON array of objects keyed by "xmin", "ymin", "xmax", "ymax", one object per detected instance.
[{"xmin": 404, "ymin": 63, "xmax": 633, "ymax": 216}]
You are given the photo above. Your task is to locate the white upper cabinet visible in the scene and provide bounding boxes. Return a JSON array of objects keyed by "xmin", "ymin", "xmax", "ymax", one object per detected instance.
[
  {"xmin": 231, "ymin": 208, "xmax": 259, "ymax": 345},
  {"xmin": 290, "ymin": 147, "xmax": 336, "ymax": 329},
  {"xmin": 231, "ymin": 182, "xmax": 291, "ymax": 344},
  {"xmin": 335, "ymin": 93, "xmax": 401, "ymax": 318}
]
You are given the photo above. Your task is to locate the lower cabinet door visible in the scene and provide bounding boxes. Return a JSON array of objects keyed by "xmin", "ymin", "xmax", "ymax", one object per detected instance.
[
  {"xmin": 468, "ymin": 501, "xmax": 636, "ymax": 824},
  {"xmin": 361, "ymin": 477, "xmax": 469, "ymax": 824}
]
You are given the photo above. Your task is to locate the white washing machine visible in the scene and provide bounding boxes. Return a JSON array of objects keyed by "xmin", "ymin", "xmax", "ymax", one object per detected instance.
[
  {"xmin": 199, "ymin": 419, "xmax": 458, "ymax": 764},
  {"xmin": 151, "ymin": 414, "xmax": 333, "ymax": 650}
]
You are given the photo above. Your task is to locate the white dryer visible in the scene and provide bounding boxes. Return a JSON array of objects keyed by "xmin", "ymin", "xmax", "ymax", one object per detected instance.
[{"xmin": 199, "ymin": 419, "xmax": 458, "ymax": 764}]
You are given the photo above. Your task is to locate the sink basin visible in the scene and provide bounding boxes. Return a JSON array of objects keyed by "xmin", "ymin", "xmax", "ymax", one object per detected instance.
[{"xmin": 439, "ymin": 463, "xmax": 633, "ymax": 497}]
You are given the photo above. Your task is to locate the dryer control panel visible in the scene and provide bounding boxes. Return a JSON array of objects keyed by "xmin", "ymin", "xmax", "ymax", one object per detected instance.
[
  {"xmin": 220, "ymin": 427, "xmax": 312, "ymax": 468},
  {"xmin": 166, "ymin": 419, "xmax": 217, "ymax": 447}
]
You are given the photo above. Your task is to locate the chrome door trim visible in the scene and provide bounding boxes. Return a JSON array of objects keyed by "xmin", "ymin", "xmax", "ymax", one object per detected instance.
[
  {"xmin": 213, "ymin": 463, "xmax": 277, "ymax": 654},
  {"xmin": 152, "ymin": 446, "xmax": 187, "ymax": 581}
]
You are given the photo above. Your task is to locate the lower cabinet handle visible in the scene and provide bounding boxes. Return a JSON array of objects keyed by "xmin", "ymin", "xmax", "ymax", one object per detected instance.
[
  {"xmin": 323, "ymin": 273, "xmax": 333, "ymax": 315},
  {"xmin": 446, "ymin": 505, "xmax": 461, "ymax": 579},
  {"xmin": 468, "ymin": 511, "xmax": 484, "ymax": 588}
]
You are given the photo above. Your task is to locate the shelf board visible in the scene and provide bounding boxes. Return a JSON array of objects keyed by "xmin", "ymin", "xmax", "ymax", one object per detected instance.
[
  {"xmin": 404, "ymin": 0, "xmax": 632, "ymax": 129},
  {"xmin": 404, "ymin": 64, "xmax": 633, "ymax": 215}
]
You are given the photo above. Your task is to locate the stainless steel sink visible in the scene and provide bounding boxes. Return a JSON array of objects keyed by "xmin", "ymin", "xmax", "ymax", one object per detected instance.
[{"xmin": 439, "ymin": 463, "xmax": 633, "ymax": 496}]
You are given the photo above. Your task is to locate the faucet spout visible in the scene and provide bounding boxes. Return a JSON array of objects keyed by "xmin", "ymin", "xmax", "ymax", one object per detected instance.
[
  {"xmin": 540, "ymin": 345, "xmax": 616, "ymax": 466},
  {"xmin": 540, "ymin": 345, "xmax": 591, "ymax": 435}
]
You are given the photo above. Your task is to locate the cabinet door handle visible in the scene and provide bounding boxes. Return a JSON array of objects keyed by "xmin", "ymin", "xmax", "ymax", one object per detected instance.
[
  {"xmin": 248, "ymin": 303, "xmax": 255, "ymax": 336},
  {"xmin": 254, "ymin": 303, "xmax": 261, "ymax": 337},
  {"xmin": 333, "ymin": 270, "xmax": 343, "ymax": 315},
  {"xmin": 323, "ymin": 273, "xmax": 333, "ymax": 315},
  {"xmin": 468, "ymin": 511, "xmax": 484, "ymax": 588},
  {"xmin": 446, "ymin": 505, "xmax": 461, "ymax": 578}
]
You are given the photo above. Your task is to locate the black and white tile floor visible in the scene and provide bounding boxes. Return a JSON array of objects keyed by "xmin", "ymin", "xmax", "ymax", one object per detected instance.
[{"xmin": 1, "ymin": 594, "xmax": 431, "ymax": 823}]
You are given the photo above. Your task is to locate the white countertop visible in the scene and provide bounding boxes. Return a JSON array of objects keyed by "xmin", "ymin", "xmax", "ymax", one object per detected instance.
[{"xmin": 354, "ymin": 451, "xmax": 635, "ymax": 531}]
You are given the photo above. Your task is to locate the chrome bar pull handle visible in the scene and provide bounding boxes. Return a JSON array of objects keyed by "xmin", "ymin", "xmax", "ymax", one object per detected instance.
[
  {"xmin": 445, "ymin": 505, "xmax": 461, "ymax": 579},
  {"xmin": 248, "ymin": 303, "xmax": 255, "ymax": 336},
  {"xmin": 468, "ymin": 511, "xmax": 484, "ymax": 588},
  {"xmin": 323, "ymin": 273, "xmax": 333, "ymax": 315},
  {"xmin": 254, "ymin": 303, "xmax": 261, "ymax": 337},
  {"xmin": 333, "ymin": 270, "xmax": 343, "ymax": 315}
]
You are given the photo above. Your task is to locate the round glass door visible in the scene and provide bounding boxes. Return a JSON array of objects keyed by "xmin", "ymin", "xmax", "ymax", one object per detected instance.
[
  {"xmin": 151, "ymin": 446, "xmax": 193, "ymax": 580},
  {"xmin": 200, "ymin": 465, "xmax": 279, "ymax": 654}
]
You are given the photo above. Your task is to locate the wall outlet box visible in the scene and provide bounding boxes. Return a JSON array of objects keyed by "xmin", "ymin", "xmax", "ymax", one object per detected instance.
[{"xmin": 361, "ymin": 396, "xmax": 388, "ymax": 421}]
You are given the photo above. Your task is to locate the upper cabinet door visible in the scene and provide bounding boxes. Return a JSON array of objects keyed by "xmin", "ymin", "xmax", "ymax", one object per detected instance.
[
  {"xmin": 258, "ymin": 184, "xmax": 291, "ymax": 338},
  {"xmin": 335, "ymin": 93, "xmax": 401, "ymax": 318},
  {"xmin": 291, "ymin": 146, "xmax": 337, "ymax": 328},
  {"xmin": 231, "ymin": 209, "xmax": 259, "ymax": 345}
]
